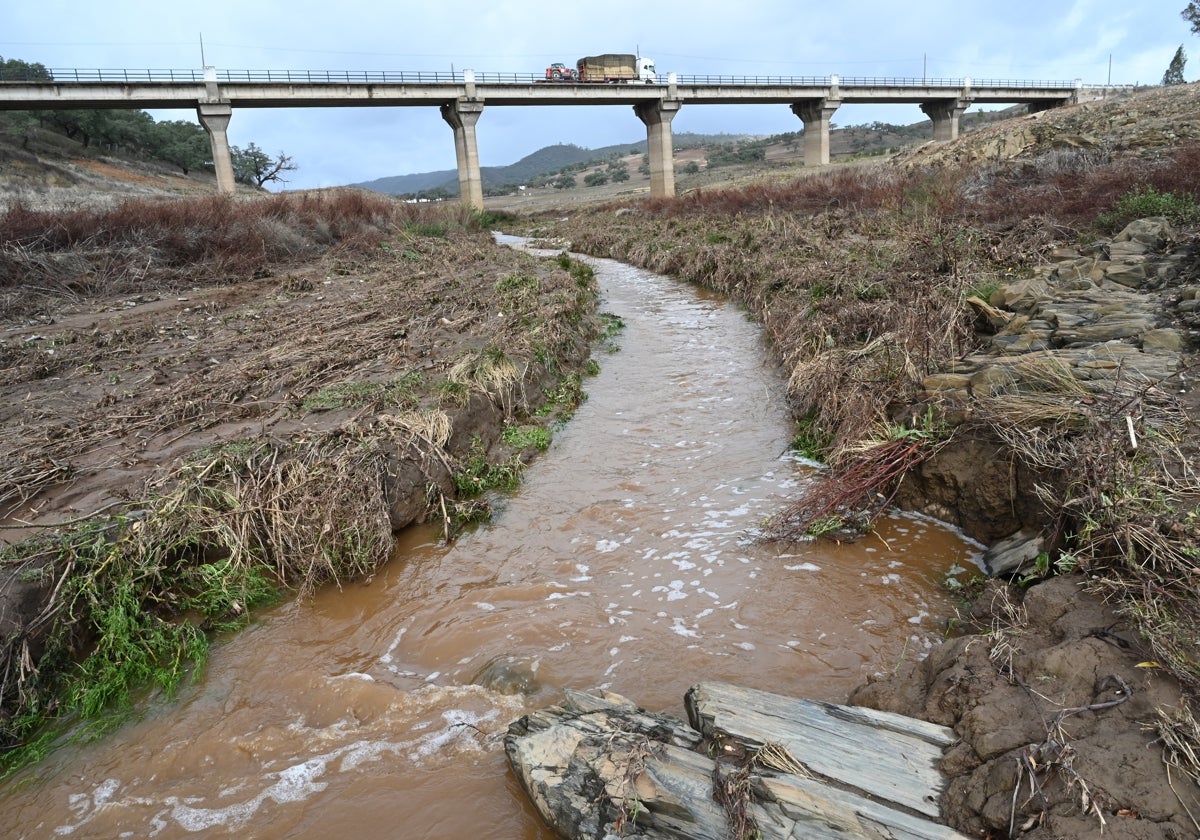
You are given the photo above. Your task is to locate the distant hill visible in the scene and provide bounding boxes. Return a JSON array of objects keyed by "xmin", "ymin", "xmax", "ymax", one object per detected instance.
[{"xmin": 351, "ymin": 132, "xmax": 762, "ymax": 197}]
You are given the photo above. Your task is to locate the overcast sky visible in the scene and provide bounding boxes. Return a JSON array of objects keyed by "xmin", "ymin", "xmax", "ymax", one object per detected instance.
[{"xmin": 2, "ymin": 1, "xmax": 1193, "ymax": 190}]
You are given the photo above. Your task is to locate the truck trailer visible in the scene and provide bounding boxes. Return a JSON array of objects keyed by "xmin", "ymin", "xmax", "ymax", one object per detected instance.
[{"xmin": 542, "ymin": 54, "xmax": 657, "ymax": 83}]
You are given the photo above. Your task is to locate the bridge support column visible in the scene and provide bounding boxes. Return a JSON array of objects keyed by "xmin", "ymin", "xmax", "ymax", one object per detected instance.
[
  {"xmin": 920, "ymin": 98, "xmax": 970, "ymax": 142},
  {"xmin": 634, "ymin": 99, "xmax": 682, "ymax": 198},
  {"xmin": 791, "ymin": 98, "xmax": 841, "ymax": 166},
  {"xmin": 441, "ymin": 100, "xmax": 485, "ymax": 210},
  {"xmin": 197, "ymin": 102, "xmax": 236, "ymax": 194}
]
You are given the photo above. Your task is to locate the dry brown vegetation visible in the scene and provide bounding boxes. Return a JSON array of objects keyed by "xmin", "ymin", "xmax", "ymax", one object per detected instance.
[{"xmin": 0, "ymin": 189, "xmax": 600, "ymax": 769}]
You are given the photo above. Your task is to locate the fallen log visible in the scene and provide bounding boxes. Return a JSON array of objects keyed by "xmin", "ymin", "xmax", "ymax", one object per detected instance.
[{"xmin": 505, "ymin": 681, "xmax": 972, "ymax": 840}]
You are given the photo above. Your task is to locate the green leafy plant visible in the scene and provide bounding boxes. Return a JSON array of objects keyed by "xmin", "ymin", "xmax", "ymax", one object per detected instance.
[
  {"xmin": 404, "ymin": 221, "xmax": 448, "ymax": 237},
  {"xmin": 1095, "ymin": 185, "xmax": 1200, "ymax": 231},
  {"xmin": 599, "ymin": 312, "xmax": 625, "ymax": 353},
  {"xmin": 538, "ymin": 372, "xmax": 587, "ymax": 417},
  {"xmin": 502, "ymin": 423, "xmax": 551, "ymax": 451},
  {"xmin": 790, "ymin": 417, "xmax": 831, "ymax": 461},
  {"xmin": 453, "ymin": 439, "xmax": 525, "ymax": 496}
]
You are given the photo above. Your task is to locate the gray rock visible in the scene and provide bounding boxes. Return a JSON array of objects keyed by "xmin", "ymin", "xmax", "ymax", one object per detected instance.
[
  {"xmin": 473, "ymin": 653, "xmax": 542, "ymax": 695},
  {"xmin": 969, "ymin": 366, "xmax": 1018, "ymax": 395},
  {"xmin": 1142, "ymin": 328, "xmax": 1186, "ymax": 352},
  {"xmin": 983, "ymin": 529, "xmax": 1045, "ymax": 576},
  {"xmin": 1114, "ymin": 217, "xmax": 1171, "ymax": 247},
  {"xmin": 922, "ymin": 373, "xmax": 972, "ymax": 391},
  {"xmin": 1107, "ymin": 240, "xmax": 1147, "ymax": 257},
  {"xmin": 1102, "ymin": 261, "xmax": 1149, "ymax": 288}
]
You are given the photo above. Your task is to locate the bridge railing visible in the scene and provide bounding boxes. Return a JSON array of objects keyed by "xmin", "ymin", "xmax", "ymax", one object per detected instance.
[
  {"xmin": 837, "ymin": 76, "xmax": 1076, "ymax": 89},
  {"xmin": 218, "ymin": 69, "xmax": 466, "ymax": 84},
  {"xmin": 2, "ymin": 68, "xmax": 208, "ymax": 83},
  {"xmin": 674, "ymin": 74, "xmax": 830, "ymax": 86},
  {"xmin": 0, "ymin": 68, "xmax": 1084, "ymax": 90}
]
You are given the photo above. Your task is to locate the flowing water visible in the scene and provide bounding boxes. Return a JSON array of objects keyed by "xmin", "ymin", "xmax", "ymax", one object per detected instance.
[{"xmin": 1, "ymin": 242, "xmax": 981, "ymax": 838}]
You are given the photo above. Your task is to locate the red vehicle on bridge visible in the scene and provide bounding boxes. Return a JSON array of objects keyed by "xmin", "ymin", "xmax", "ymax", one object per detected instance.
[{"xmin": 544, "ymin": 62, "xmax": 578, "ymax": 81}]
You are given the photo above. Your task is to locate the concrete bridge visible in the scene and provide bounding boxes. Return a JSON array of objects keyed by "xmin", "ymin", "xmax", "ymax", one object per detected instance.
[{"xmin": 0, "ymin": 68, "xmax": 1084, "ymax": 206}]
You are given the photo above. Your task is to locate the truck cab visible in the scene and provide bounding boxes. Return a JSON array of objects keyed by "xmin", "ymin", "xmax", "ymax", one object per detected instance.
[{"xmin": 636, "ymin": 57, "xmax": 657, "ymax": 83}]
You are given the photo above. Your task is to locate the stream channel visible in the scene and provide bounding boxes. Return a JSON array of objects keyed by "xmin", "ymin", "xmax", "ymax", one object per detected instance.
[{"xmin": 2, "ymin": 239, "xmax": 982, "ymax": 838}]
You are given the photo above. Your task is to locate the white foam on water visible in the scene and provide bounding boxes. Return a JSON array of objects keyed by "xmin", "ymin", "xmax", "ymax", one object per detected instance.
[
  {"xmin": 328, "ymin": 672, "xmax": 375, "ymax": 682},
  {"xmin": 652, "ymin": 580, "xmax": 688, "ymax": 602},
  {"xmin": 668, "ymin": 616, "xmax": 699, "ymax": 638},
  {"xmin": 784, "ymin": 562, "xmax": 821, "ymax": 572},
  {"xmin": 378, "ymin": 626, "xmax": 406, "ymax": 665}
]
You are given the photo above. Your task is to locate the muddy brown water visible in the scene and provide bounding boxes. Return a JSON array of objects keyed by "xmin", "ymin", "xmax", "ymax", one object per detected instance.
[{"xmin": 1, "ymin": 241, "xmax": 981, "ymax": 838}]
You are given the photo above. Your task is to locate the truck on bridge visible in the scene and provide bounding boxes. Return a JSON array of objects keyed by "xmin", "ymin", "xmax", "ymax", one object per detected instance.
[{"xmin": 543, "ymin": 54, "xmax": 657, "ymax": 83}]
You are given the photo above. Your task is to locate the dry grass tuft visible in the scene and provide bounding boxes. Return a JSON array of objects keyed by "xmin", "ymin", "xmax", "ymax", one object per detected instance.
[
  {"xmin": 1155, "ymin": 702, "xmax": 1200, "ymax": 831},
  {"xmin": 764, "ymin": 429, "xmax": 945, "ymax": 541}
]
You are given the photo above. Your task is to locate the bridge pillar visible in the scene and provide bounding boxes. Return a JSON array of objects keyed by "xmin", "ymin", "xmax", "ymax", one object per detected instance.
[
  {"xmin": 919, "ymin": 98, "xmax": 970, "ymax": 142},
  {"xmin": 197, "ymin": 102, "xmax": 236, "ymax": 194},
  {"xmin": 790, "ymin": 98, "xmax": 841, "ymax": 166},
  {"xmin": 441, "ymin": 99, "xmax": 485, "ymax": 210},
  {"xmin": 634, "ymin": 99, "xmax": 682, "ymax": 198}
]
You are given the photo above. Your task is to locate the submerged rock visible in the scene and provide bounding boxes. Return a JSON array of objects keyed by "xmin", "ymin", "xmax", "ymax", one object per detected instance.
[{"xmin": 472, "ymin": 653, "xmax": 541, "ymax": 696}]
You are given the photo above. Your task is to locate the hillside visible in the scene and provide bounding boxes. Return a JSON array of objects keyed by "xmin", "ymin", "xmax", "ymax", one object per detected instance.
[
  {"xmin": 0, "ymin": 123, "xmax": 250, "ymax": 210},
  {"xmin": 349, "ymin": 133, "xmax": 763, "ymax": 197}
]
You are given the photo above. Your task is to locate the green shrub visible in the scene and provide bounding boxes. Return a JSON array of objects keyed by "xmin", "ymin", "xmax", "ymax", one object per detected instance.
[{"xmin": 1096, "ymin": 185, "xmax": 1200, "ymax": 231}]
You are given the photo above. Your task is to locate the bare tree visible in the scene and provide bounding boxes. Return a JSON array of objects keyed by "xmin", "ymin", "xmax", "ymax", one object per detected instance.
[{"xmin": 232, "ymin": 142, "xmax": 298, "ymax": 188}]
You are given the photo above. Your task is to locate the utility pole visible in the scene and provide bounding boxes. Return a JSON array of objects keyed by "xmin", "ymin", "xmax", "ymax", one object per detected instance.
[
  {"xmin": 200, "ymin": 32, "xmax": 207, "ymax": 68},
  {"xmin": 1107, "ymin": 54, "xmax": 1112, "ymax": 86}
]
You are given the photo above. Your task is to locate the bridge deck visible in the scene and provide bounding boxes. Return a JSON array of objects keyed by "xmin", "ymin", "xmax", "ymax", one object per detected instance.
[{"xmin": 0, "ymin": 71, "xmax": 1080, "ymax": 111}]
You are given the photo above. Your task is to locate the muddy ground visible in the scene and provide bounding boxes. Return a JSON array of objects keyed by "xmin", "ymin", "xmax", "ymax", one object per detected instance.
[
  {"xmin": 0, "ymin": 221, "xmax": 601, "ymax": 537},
  {"xmin": 0, "ymin": 210, "xmax": 604, "ymax": 710},
  {"xmin": 853, "ymin": 576, "xmax": 1197, "ymax": 839}
]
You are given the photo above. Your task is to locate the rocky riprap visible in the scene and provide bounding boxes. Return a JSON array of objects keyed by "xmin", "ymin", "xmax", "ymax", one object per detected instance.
[
  {"xmin": 896, "ymin": 217, "xmax": 1198, "ymax": 566},
  {"xmin": 931, "ymin": 217, "xmax": 1193, "ymax": 403}
]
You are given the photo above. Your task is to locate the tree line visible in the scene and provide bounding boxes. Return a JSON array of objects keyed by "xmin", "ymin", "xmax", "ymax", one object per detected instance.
[{"xmin": 0, "ymin": 57, "xmax": 295, "ymax": 187}]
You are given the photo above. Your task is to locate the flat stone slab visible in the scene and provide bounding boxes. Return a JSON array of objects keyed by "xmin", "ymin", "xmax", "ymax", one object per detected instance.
[{"xmin": 505, "ymin": 681, "xmax": 972, "ymax": 840}]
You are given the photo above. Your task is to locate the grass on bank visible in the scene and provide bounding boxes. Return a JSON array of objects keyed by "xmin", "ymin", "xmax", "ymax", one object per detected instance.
[{"xmin": 0, "ymin": 434, "xmax": 391, "ymax": 774}]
